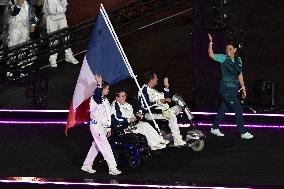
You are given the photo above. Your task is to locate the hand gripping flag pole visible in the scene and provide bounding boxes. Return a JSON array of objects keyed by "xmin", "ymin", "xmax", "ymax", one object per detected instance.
[{"xmin": 100, "ymin": 4, "xmax": 161, "ymax": 134}]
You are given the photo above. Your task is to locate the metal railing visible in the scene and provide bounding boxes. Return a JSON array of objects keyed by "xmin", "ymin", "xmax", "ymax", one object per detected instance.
[
  {"xmin": 0, "ymin": 0, "xmax": 190, "ymax": 83},
  {"xmin": 0, "ymin": 0, "xmax": 191, "ymax": 108}
]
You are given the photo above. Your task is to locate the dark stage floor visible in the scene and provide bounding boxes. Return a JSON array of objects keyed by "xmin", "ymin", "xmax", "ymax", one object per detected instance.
[{"xmin": 0, "ymin": 124, "xmax": 284, "ymax": 189}]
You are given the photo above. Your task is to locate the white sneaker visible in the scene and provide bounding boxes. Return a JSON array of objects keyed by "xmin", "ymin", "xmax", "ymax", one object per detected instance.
[
  {"xmin": 160, "ymin": 139, "xmax": 170, "ymax": 145},
  {"xmin": 65, "ymin": 55, "xmax": 79, "ymax": 64},
  {"xmin": 241, "ymin": 132, "xmax": 253, "ymax": 139},
  {"xmin": 152, "ymin": 143, "xmax": 167, "ymax": 150},
  {"xmin": 211, "ymin": 128, "xmax": 224, "ymax": 137},
  {"xmin": 174, "ymin": 139, "xmax": 186, "ymax": 146},
  {"xmin": 81, "ymin": 165, "xmax": 96, "ymax": 174},
  {"xmin": 49, "ymin": 58, "xmax": 57, "ymax": 68},
  {"xmin": 109, "ymin": 168, "xmax": 122, "ymax": 175},
  {"xmin": 6, "ymin": 72, "xmax": 13, "ymax": 77}
]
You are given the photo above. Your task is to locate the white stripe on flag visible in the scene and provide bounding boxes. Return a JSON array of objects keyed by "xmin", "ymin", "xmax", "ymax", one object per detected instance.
[{"xmin": 73, "ymin": 56, "xmax": 97, "ymax": 109}]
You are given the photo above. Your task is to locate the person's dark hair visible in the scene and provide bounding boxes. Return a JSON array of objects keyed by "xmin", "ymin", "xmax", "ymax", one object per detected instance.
[
  {"xmin": 102, "ymin": 80, "xmax": 109, "ymax": 89},
  {"xmin": 115, "ymin": 89, "xmax": 126, "ymax": 97},
  {"xmin": 225, "ymin": 41, "xmax": 238, "ymax": 49},
  {"xmin": 144, "ymin": 71, "xmax": 156, "ymax": 83}
]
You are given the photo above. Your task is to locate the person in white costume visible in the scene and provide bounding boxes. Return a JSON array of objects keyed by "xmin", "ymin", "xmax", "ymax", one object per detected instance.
[
  {"xmin": 81, "ymin": 75, "xmax": 121, "ymax": 175},
  {"xmin": 112, "ymin": 90, "xmax": 169, "ymax": 151},
  {"xmin": 6, "ymin": 0, "xmax": 37, "ymax": 47},
  {"xmin": 139, "ymin": 71, "xmax": 187, "ymax": 147},
  {"xmin": 43, "ymin": 0, "xmax": 79, "ymax": 67}
]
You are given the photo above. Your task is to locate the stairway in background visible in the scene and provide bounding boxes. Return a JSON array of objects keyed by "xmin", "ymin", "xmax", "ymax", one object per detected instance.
[{"xmin": 0, "ymin": 0, "xmax": 193, "ymax": 109}]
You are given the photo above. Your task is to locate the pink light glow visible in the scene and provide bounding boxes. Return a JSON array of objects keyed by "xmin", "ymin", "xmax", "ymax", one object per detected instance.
[
  {"xmin": 0, "ymin": 177, "xmax": 251, "ymax": 189},
  {"xmin": 0, "ymin": 120, "xmax": 283, "ymax": 129},
  {"xmin": 0, "ymin": 109, "xmax": 68, "ymax": 113},
  {"xmin": 195, "ymin": 123, "xmax": 284, "ymax": 129},
  {"xmin": 0, "ymin": 121, "xmax": 67, "ymax": 124},
  {"xmin": 0, "ymin": 109, "xmax": 283, "ymax": 117}
]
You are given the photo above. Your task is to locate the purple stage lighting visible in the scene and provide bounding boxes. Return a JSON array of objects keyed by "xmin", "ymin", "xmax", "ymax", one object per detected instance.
[
  {"xmin": 0, "ymin": 177, "xmax": 251, "ymax": 189},
  {"xmin": 193, "ymin": 112, "xmax": 284, "ymax": 117},
  {"xmin": 195, "ymin": 123, "xmax": 284, "ymax": 129},
  {"xmin": 0, "ymin": 109, "xmax": 69, "ymax": 113},
  {"xmin": 0, "ymin": 120, "xmax": 284, "ymax": 129},
  {"xmin": 0, "ymin": 109, "xmax": 284, "ymax": 117},
  {"xmin": 0, "ymin": 120, "xmax": 67, "ymax": 125}
]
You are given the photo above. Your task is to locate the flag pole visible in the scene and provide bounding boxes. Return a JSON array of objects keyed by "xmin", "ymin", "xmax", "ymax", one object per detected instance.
[
  {"xmin": 100, "ymin": 5, "xmax": 134, "ymax": 76},
  {"xmin": 100, "ymin": 4, "xmax": 161, "ymax": 133}
]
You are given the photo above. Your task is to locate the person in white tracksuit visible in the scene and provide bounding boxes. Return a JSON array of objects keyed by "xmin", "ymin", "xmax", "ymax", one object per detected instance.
[
  {"xmin": 81, "ymin": 75, "xmax": 121, "ymax": 175},
  {"xmin": 2, "ymin": 0, "xmax": 37, "ymax": 77},
  {"xmin": 5, "ymin": 0, "xmax": 37, "ymax": 47},
  {"xmin": 112, "ymin": 90, "xmax": 169, "ymax": 150},
  {"xmin": 43, "ymin": 0, "xmax": 79, "ymax": 67},
  {"xmin": 139, "ymin": 71, "xmax": 187, "ymax": 146}
]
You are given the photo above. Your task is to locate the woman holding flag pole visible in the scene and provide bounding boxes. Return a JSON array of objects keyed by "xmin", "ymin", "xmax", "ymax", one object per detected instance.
[
  {"xmin": 81, "ymin": 74, "xmax": 121, "ymax": 175},
  {"xmin": 66, "ymin": 4, "xmax": 160, "ymax": 174}
]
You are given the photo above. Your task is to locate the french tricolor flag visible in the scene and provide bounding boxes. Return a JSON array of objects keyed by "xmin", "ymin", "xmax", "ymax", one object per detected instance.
[{"xmin": 65, "ymin": 5, "xmax": 130, "ymax": 135}]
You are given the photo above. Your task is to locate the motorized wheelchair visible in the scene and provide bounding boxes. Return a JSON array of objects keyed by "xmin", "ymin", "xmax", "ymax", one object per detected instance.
[
  {"xmin": 134, "ymin": 93, "xmax": 206, "ymax": 152},
  {"xmin": 108, "ymin": 120, "xmax": 152, "ymax": 168}
]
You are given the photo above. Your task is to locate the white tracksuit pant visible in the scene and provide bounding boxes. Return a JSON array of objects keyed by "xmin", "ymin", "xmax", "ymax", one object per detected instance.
[
  {"xmin": 83, "ymin": 123, "xmax": 117, "ymax": 170},
  {"xmin": 46, "ymin": 16, "xmax": 73, "ymax": 60},
  {"xmin": 132, "ymin": 121, "xmax": 166, "ymax": 150},
  {"xmin": 145, "ymin": 108, "xmax": 184, "ymax": 143}
]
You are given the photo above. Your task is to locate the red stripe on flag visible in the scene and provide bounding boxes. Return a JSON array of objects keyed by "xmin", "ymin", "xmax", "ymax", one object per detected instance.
[{"xmin": 65, "ymin": 98, "xmax": 90, "ymax": 135}]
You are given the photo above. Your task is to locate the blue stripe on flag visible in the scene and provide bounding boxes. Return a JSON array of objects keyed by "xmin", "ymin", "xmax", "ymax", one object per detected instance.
[{"xmin": 86, "ymin": 11, "xmax": 130, "ymax": 85}]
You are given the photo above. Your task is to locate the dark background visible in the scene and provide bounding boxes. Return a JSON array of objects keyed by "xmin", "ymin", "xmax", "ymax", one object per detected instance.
[{"xmin": 0, "ymin": 0, "xmax": 284, "ymax": 111}]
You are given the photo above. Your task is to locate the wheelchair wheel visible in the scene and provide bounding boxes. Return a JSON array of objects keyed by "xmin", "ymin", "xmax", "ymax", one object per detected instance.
[
  {"xmin": 190, "ymin": 139, "xmax": 204, "ymax": 151},
  {"xmin": 187, "ymin": 129, "xmax": 205, "ymax": 137},
  {"xmin": 128, "ymin": 155, "xmax": 141, "ymax": 168}
]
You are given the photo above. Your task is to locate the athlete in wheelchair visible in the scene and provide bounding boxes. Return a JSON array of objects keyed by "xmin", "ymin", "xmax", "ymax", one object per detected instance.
[
  {"xmin": 138, "ymin": 71, "xmax": 205, "ymax": 151},
  {"xmin": 109, "ymin": 89, "xmax": 169, "ymax": 168}
]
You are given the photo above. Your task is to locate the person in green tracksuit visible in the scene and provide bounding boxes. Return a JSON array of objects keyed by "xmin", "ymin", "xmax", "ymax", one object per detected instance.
[{"xmin": 208, "ymin": 34, "xmax": 253, "ymax": 139}]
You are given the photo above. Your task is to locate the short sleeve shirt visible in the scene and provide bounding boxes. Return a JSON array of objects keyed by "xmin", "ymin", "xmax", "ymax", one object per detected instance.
[{"xmin": 214, "ymin": 54, "xmax": 243, "ymax": 87}]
